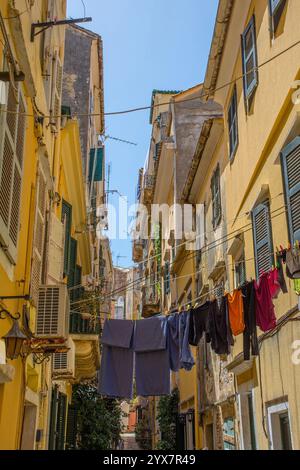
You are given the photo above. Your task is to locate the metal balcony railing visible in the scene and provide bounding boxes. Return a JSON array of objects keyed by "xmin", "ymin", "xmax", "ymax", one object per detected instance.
[{"xmin": 70, "ymin": 311, "xmax": 101, "ymax": 335}]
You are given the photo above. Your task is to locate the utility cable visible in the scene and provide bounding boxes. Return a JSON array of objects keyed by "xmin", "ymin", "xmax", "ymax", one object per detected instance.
[
  {"xmin": 0, "ymin": 39, "xmax": 300, "ymax": 119},
  {"xmin": 69, "ymin": 206, "xmax": 287, "ymax": 308},
  {"xmin": 69, "ymin": 204, "xmax": 287, "ymax": 305}
]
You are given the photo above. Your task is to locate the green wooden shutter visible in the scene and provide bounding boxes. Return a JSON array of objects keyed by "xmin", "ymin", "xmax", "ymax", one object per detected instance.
[
  {"xmin": 89, "ymin": 148, "xmax": 104, "ymax": 182},
  {"xmin": 48, "ymin": 386, "xmax": 59, "ymax": 450},
  {"xmin": 68, "ymin": 238, "xmax": 78, "ymax": 302},
  {"xmin": 61, "ymin": 200, "xmax": 72, "ymax": 277},
  {"xmin": 74, "ymin": 264, "xmax": 83, "ymax": 301},
  {"xmin": 56, "ymin": 393, "xmax": 67, "ymax": 450},
  {"xmin": 252, "ymin": 201, "xmax": 274, "ymax": 278},
  {"xmin": 281, "ymin": 137, "xmax": 300, "ymax": 244},
  {"xmin": 65, "ymin": 405, "xmax": 78, "ymax": 450}
]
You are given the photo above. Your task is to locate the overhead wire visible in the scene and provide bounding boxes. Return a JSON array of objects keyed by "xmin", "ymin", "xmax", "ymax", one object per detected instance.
[
  {"xmin": 69, "ymin": 203, "xmax": 286, "ymax": 304},
  {"xmin": 70, "ymin": 205, "xmax": 288, "ymax": 309},
  {"xmin": 0, "ymin": 39, "xmax": 299, "ymax": 119}
]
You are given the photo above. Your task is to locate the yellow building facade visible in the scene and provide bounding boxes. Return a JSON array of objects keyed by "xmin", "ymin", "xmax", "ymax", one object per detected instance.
[
  {"xmin": 0, "ymin": 0, "xmax": 108, "ymax": 451},
  {"xmin": 183, "ymin": 0, "xmax": 300, "ymax": 450}
]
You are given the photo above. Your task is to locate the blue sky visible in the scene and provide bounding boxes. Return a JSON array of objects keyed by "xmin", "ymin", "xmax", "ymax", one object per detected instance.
[{"xmin": 68, "ymin": 0, "xmax": 219, "ymax": 268}]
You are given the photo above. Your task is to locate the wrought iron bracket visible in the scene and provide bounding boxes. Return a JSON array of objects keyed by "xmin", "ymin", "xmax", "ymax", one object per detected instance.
[
  {"xmin": 0, "ymin": 308, "xmax": 21, "ymax": 321},
  {"xmin": 31, "ymin": 17, "xmax": 92, "ymax": 42}
]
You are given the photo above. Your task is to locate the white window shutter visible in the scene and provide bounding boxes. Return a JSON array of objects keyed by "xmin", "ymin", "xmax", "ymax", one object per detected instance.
[
  {"xmin": 50, "ymin": 52, "xmax": 63, "ymax": 129},
  {"xmin": 47, "ymin": 213, "xmax": 65, "ymax": 284},
  {"xmin": 0, "ymin": 83, "xmax": 26, "ymax": 263},
  {"xmin": 31, "ymin": 166, "xmax": 47, "ymax": 305},
  {"xmin": 196, "ymin": 204, "xmax": 205, "ymax": 251}
]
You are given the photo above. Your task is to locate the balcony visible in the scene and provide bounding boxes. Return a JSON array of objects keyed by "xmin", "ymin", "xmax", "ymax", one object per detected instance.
[
  {"xmin": 69, "ymin": 311, "xmax": 101, "ymax": 382},
  {"xmin": 141, "ymin": 289, "xmax": 160, "ymax": 318},
  {"xmin": 142, "ymin": 174, "xmax": 155, "ymax": 205},
  {"xmin": 133, "ymin": 239, "xmax": 144, "ymax": 263},
  {"xmin": 70, "ymin": 311, "xmax": 101, "ymax": 335}
]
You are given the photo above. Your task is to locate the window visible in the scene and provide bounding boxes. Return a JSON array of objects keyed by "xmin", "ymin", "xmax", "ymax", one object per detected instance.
[
  {"xmin": 0, "ymin": 83, "xmax": 26, "ymax": 263},
  {"xmin": 235, "ymin": 253, "xmax": 246, "ymax": 288},
  {"xmin": 228, "ymin": 86, "xmax": 239, "ymax": 159},
  {"xmin": 267, "ymin": 402, "xmax": 293, "ymax": 450},
  {"xmin": 31, "ymin": 165, "xmax": 47, "ymax": 305},
  {"xmin": 211, "ymin": 165, "xmax": 222, "ymax": 229},
  {"xmin": 241, "ymin": 16, "xmax": 258, "ymax": 111},
  {"xmin": 269, "ymin": 0, "xmax": 287, "ymax": 35},
  {"xmin": 61, "ymin": 200, "xmax": 72, "ymax": 277},
  {"xmin": 252, "ymin": 201, "xmax": 274, "ymax": 278},
  {"xmin": 281, "ymin": 137, "xmax": 300, "ymax": 244},
  {"xmin": 238, "ymin": 391, "xmax": 257, "ymax": 450},
  {"xmin": 164, "ymin": 261, "xmax": 171, "ymax": 296}
]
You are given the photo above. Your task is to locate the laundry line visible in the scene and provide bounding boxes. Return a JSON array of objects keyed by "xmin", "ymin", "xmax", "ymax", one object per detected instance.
[
  {"xmin": 70, "ymin": 206, "xmax": 288, "ymax": 308},
  {"xmin": 67, "ymin": 193, "xmax": 284, "ymax": 297},
  {"xmin": 1, "ymin": 38, "xmax": 300, "ymax": 118}
]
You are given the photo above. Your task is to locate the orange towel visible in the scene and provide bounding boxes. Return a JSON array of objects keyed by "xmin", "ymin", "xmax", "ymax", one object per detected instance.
[{"xmin": 227, "ymin": 290, "xmax": 245, "ymax": 336}]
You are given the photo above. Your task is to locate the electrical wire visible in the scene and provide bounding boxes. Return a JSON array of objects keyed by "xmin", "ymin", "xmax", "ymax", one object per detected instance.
[
  {"xmin": 69, "ymin": 204, "xmax": 286, "ymax": 304},
  {"xmin": 69, "ymin": 206, "xmax": 287, "ymax": 308},
  {"xmin": 0, "ymin": 38, "xmax": 300, "ymax": 119}
]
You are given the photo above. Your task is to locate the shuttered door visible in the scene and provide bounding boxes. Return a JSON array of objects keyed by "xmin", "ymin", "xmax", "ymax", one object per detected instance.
[
  {"xmin": 65, "ymin": 405, "xmax": 78, "ymax": 450},
  {"xmin": 31, "ymin": 167, "xmax": 47, "ymax": 305},
  {"xmin": 51, "ymin": 51, "xmax": 63, "ymax": 129},
  {"xmin": 48, "ymin": 386, "xmax": 59, "ymax": 450},
  {"xmin": 56, "ymin": 393, "xmax": 67, "ymax": 450},
  {"xmin": 68, "ymin": 238, "xmax": 78, "ymax": 301},
  {"xmin": 252, "ymin": 201, "xmax": 274, "ymax": 278},
  {"xmin": 0, "ymin": 83, "xmax": 26, "ymax": 262},
  {"xmin": 281, "ymin": 137, "xmax": 300, "ymax": 244},
  {"xmin": 74, "ymin": 265, "xmax": 83, "ymax": 301},
  {"xmin": 61, "ymin": 200, "xmax": 72, "ymax": 277}
]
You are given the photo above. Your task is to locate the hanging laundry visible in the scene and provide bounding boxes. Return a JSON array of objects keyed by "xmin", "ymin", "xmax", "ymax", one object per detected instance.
[
  {"xmin": 99, "ymin": 319, "xmax": 135, "ymax": 399},
  {"xmin": 294, "ymin": 279, "xmax": 300, "ymax": 296},
  {"xmin": 188, "ymin": 301, "xmax": 211, "ymax": 347},
  {"xmin": 226, "ymin": 290, "xmax": 245, "ymax": 336},
  {"xmin": 276, "ymin": 252, "xmax": 288, "ymax": 294},
  {"xmin": 209, "ymin": 298, "xmax": 234, "ymax": 356},
  {"xmin": 167, "ymin": 314, "xmax": 180, "ymax": 373},
  {"xmin": 254, "ymin": 273, "xmax": 277, "ymax": 332},
  {"xmin": 241, "ymin": 280, "xmax": 259, "ymax": 361},
  {"xmin": 267, "ymin": 268, "xmax": 281, "ymax": 299},
  {"xmin": 286, "ymin": 248, "xmax": 300, "ymax": 279},
  {"xmin": 134, "ymin": 316, "xmax": 170, "ymax": 397},
  {"xmin": 179, "ymin": 311, "xmax": 195, "ymax": 371}
]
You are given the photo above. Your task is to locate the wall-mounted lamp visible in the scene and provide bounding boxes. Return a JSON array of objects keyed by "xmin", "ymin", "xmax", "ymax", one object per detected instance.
[{"xmin": 0, "ymin": 309, "xmax": 27, "ymax": 360}]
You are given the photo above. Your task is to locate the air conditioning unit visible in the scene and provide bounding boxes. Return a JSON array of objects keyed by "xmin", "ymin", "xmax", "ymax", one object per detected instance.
[
  {"xmin": 52, "ymin": 338, "xmax": 75, "ymax": 380},
  {"xmin": 36, "ymin": 285, "xmax": 70, "ymax": 339}
]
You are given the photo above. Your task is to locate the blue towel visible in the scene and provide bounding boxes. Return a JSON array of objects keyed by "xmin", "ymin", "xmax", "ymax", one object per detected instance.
[
  {"xmin": 99, "ymin": 320, "xmax": 134, "ymax": 399},
  {"xmin": 134, "ymin": 316, "xmax": 170, "ymax": 396},
  {"xmin": 167, "ymin": 314, "xmax": 180, "ymax": 372},
  {"xmin": 179, "ymin": 312, "xmax": 195, "ymax": 371}
]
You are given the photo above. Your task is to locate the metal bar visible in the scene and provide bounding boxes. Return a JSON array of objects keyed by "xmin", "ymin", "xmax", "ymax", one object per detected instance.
[
  {"xmin": 31, "ymin": 17, "xmax": 92, "ymax": 42},
  {"xmin": 0, "ymin": 295, "xmax": 31, "ymax": 301},
  {"xmin": 0, "ymin": 71, "xmax": 25, "ymax": 82}
]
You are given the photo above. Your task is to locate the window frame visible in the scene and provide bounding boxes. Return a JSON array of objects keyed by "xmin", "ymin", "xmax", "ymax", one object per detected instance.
[
  {"xmin": 241, "ymin": 15, "xmax": 259, "ymax": 111},
  {"xmin": 267, "ymin": 401, "xmax": 293, "ymax": 450},
  {"xmin": 228, "ymin": 86, "xmax": 239, "ymax": 160},
  {"xmin": 269, "ymin": 0, "xmax": 287, "ymax": 35},
  {"xmin": 211, "ymin": 165, "xmax": 222, "ymax": 230}
]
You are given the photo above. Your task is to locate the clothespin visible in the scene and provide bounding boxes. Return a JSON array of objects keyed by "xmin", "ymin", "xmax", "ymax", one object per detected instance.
[
  {"xmin": 194, "ymin": 301, "xmax": 199, "ymax": 309},
  {"xmin": 288, "ymin": 243, "xmax": 291, "ymax": 250}
]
